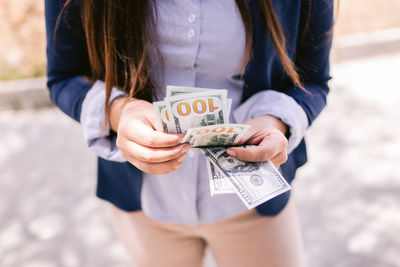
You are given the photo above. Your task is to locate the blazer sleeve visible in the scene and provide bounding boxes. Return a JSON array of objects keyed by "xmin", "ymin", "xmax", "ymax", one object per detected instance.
[
  {"xmin": 45, "ymin": 0, "xmax": 93, "ymax": 122},
  {"xmin": 286, "ymin": 0, "xmax": 334, "ymax": 125}
]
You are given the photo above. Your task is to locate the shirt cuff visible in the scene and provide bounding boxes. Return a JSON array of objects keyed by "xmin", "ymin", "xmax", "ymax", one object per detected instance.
[
  {"xmin": 80, "ymin": 80, "xmax": 127, "ymax": 162},
  {"xmin": 233, "ymin": 90, "xmax": 308, "ymax": 154}
]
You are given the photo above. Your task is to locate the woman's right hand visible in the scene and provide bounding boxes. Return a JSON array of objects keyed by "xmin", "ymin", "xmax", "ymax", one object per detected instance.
[{"xmin": 109, "ymin": 97, "xmax": 190, "ymax": 175}]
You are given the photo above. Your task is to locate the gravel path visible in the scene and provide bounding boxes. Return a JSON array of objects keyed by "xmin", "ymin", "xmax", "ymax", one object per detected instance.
[{"xmin": 1, "ymin": 52, "xmax": 400, "ymax": 267}]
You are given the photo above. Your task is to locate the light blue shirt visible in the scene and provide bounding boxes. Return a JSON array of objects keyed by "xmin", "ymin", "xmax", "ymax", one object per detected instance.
[{"xmin": 80, "ymin": 0, "xmax": 308, "ymax": 226}]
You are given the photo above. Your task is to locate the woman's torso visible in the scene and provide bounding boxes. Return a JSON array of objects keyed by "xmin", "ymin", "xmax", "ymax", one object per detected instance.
[{"xmin": 141, "ymin": 0, "xmax": 249, "ymax": 226}]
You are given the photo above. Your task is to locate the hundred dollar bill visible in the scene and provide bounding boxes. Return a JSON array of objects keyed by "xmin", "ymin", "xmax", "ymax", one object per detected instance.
[
  {"xmin": 227, "ymin": 98, "xmax": 232, "ymax": 118},
  {"xmin": 165, "ymin": 91, "xmax": 228, "ymax": 133},
  {"xmin": 206, "ymin": 159, "xmax": 236, "ymax": 196},
  {"xmin": 166, "ymin": 85, "xmax": 227, "ymax": 97},
  {"xmin": 167, "ymin": 85, "xmax": 231, "ymax": 122},
  {"xmin": 153, "ymin": 101, "xmax": 175, "ymax": 133},
  {"xmin": 201, "ymin": 146, "xmax": 291, "ymax": 209},
  {"xmin": 181, "ymin": 124, "xmax": 250, "ymax": 147}
]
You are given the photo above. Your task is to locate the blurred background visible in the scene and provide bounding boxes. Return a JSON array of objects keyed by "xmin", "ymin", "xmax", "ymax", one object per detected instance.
[{"xmin": 1, "ymin": 1, "xmax": 399, "ymax": 266}]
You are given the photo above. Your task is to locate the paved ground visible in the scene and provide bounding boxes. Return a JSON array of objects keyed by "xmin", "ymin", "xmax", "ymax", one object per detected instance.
[
  {"xmin": 1, "ymin": 51, "xmax": 400, "ymax": 266},
  {"xmin": 294, "ymin": 52, "xmax": 400, "ymax": 267}
]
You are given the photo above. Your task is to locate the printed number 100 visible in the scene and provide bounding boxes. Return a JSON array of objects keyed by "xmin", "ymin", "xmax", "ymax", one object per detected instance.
[
  {"xmin": 177, "ymin": 98, "xmax": 219, "ymax": 116},
  {"xmin": 196, "ymin": 126, "xmax": 234, "ymax": 135}
]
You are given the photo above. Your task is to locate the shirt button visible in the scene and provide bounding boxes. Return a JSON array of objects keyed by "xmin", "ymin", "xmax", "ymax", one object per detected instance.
[
  {"xmin": 188, "ymin": 13, "xmax": 196, "ymax": 23},
  {"xmin": 187, "ymin": 29, "xmax": 195, "ymax": 39}
]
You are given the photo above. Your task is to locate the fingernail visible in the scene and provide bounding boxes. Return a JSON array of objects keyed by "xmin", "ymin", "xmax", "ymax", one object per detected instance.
[
  {"xmin": 174, "ymin": 161, "xmax": 184, "ymax": 169},
  {"xmin": 177, "ymin": 153, "xmax": 186, "ymax": 162},
  {"xmin": 182, "ymin": 145, "xmax": 190, "ymax": 153},
  {"xmin": 226, "ymin": 149, "xmax": 236, "ymax": 157}
]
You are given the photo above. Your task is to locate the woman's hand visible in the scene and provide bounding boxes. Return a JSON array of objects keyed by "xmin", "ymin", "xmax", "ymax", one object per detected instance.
[
  {"xmin": 226, "ymin": 115, "xmax": 289, "ymax": 168},
  {"xmin": 109, "ymin": 97, "xmax": 190, "ymax": 175}
]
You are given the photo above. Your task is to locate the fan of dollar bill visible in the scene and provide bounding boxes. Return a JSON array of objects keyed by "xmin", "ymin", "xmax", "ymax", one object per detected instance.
[{"xmin": 153, "ymin": 85, "xmax": 290, "ymax": 209}]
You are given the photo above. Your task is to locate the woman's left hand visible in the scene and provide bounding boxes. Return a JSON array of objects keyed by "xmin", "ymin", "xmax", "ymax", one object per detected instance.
[{"xmin": 226, "ymin": 115, "xmax": 289, "ymax": 168}]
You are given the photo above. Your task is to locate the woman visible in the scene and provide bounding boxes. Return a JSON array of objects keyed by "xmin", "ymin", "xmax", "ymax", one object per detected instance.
[{"xmin": 45, "ymin": 0, "xmax": 333, "ymax": 266}]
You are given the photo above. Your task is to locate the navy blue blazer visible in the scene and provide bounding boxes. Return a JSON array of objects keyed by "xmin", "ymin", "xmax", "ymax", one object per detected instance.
[{"xmin": 45, "ymin": 0, "xmax": 333, "ymax": 215}]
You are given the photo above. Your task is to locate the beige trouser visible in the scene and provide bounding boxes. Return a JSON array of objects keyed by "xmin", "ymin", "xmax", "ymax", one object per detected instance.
[{"xmin": 110, "ymin": 198, "xmax": 305, "ymax": 267}]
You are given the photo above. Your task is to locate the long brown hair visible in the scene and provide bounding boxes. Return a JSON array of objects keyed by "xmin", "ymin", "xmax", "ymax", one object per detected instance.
[{"xmin": 57, "ymin": 0, "xmax": 311, "ymax": 115}]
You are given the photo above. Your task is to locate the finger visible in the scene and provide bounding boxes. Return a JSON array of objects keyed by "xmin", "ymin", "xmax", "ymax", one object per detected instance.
[
  {"xmin": 124, "ymin": 153, "xmax": 185, "ymax": 175},
  {"xmin": 122, "ymin": 120, "xmax": 184, "ymax": 148},
  {"xmin": 236, "ymin": 127, "xmax": 259, "ymax": 145},
  {"xmin": 236, "ymin": 128, "xmax": 271, "ymax": 146},
  {"xmin": 270, "ymin": 151, "xmax": 288, "ymax": 168},
  {"xmin": 123, "ymin": 152, "xmax": 186, "ymax": 175},
  {"xmin": 118, "ymin": 139, "xmax": 190, "ymax": 163},
  {"xmin": 227, "ymin": 131, "xmax": 287, "ymax": 162},
  {"xmin": 226, "ymin": 145, "xmax": 277, "ymax": 162}
]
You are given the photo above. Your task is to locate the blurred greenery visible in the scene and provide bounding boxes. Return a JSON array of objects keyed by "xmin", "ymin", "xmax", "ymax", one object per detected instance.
[{"xmin": 0, "ymin": 61, "xmax": 46, "ymax": 81}]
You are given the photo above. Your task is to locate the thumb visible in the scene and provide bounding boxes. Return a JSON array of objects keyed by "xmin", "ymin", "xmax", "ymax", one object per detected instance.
[{"xmin": 226, "ymin": 144, "xmax": 276, "ymax": 162}]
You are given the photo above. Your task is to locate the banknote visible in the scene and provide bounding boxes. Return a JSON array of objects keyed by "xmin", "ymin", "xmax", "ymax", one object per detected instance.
[
  {"xmin": 164, "ymin": 91, "xmax": 228, "ymax": 133},
  {"xmin": 167, "ymin": 85, "xmax": 231, "ymax": 122},
  {"xmin": 227, "ymin": 98, "xmax": 232, "ymax": 118},
  {"xmin": 154, "ymin": 85, "xmax": 289, "ymax": 204},
  {"xmin": 153, "ymin": 101, "xmax": 175, "ymax": 133},
  {"xmin": 202, "ymin": 146, "xmax": 291, "ymax": 209},
  {"xmin": 166, "ymin": 85, "xmax": 227, "ymax": 97},
  {"xmin": 181, "ymin": 124, "xmax": 249, "ymax": 147},
  {"xmin": 206, "ymin": 159, "xmax": 236, "ymax": 195}
]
